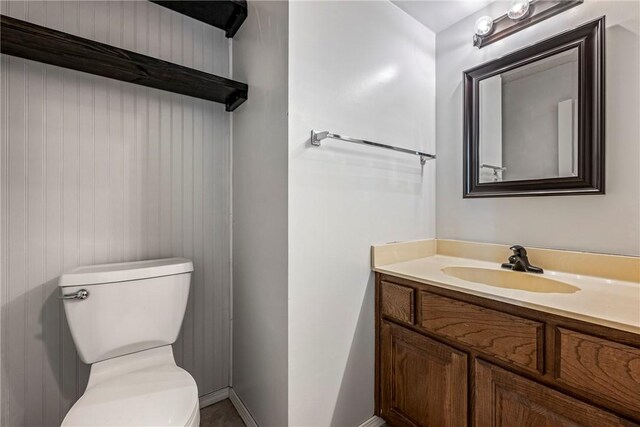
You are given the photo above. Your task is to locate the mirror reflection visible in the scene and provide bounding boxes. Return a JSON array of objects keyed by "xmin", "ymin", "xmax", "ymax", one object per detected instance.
[{"xmin": 478, "ymin": 48, "xmax": 579, "ymax": 183}]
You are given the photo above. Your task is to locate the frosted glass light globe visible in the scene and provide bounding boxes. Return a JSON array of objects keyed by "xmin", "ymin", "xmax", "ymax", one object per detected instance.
[
  {"xmin": 474, "ymin": 16, "xmax": 494, "ymax": 36},
  {"xmin": 507, "ymin": 0, "xmax": 531, "ymax": 20}
]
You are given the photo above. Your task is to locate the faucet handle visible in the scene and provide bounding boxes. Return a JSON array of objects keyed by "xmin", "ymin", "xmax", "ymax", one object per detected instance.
[{"xmin": 509, "ymin": 245, "xmax": 527, "ymax": 257}]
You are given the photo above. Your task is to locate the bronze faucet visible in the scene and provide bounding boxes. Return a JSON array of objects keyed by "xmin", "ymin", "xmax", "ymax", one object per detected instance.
[{"xmin": 501, "ymin": 245, "xmax": 544, "ymax": 274}]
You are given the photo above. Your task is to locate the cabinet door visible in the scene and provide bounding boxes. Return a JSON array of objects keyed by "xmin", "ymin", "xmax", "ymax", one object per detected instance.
[
  {"xmin": 380, "ymin": 321, "xmax": 468, "ymax": 427},
  {"xmin": 475, "ymin": 360, "xmax": 636, "ymax": 427}
]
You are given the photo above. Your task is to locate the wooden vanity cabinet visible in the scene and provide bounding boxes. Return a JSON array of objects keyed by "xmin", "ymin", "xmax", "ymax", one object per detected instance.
[{"xmin": 375, "ymin": 274, "xmax": 640, "ymax": 426}]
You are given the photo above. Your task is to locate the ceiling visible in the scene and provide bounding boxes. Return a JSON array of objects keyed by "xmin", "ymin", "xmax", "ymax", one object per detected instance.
[{"xmin": 392, "ymin": 0, "xmax": 496, "ymax": 33}]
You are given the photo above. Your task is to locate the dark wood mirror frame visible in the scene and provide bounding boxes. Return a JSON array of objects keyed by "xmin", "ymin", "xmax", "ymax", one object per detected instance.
[{"xmin": 463, "ymin": 17, "xmax": 605, "ymax": 198}]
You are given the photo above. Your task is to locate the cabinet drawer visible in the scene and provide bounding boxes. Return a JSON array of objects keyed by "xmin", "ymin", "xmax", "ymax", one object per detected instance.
[
  {"xmin": 420, "ymin": 292, "xmax": 543, "ymax": 373},
  {"xmin": 557, "ymin": 328, "xmax": 640, "ymax": 420},
  {"xmin": 381, "ymin": 282, "xmax": 415, "ymax": 324}
]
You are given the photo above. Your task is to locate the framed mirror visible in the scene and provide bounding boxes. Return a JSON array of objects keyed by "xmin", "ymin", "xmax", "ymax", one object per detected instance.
[{"xmin": 463, "ymin": 17, "xmax": 604, "ymax": 198}]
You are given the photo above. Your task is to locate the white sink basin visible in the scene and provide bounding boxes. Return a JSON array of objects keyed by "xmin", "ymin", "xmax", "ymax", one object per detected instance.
[{"xmin": 442, "ymin": 266, "xmax": 580, "ymax": 294}]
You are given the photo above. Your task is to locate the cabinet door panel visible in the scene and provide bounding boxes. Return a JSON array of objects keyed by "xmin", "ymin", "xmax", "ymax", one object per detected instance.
[
  {"xmin": 381, "ymin": 321, "xmax": 467, "ymax": 427},
  {"xmin": 475, "ymin": 360, "xmax": 636, "ymax": 427}
]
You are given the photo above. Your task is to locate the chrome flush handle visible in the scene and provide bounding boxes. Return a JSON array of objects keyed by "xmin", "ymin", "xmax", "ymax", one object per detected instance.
[{"xmin": 59, "ymin": 289, "xmax": 90, "ymax": 300}]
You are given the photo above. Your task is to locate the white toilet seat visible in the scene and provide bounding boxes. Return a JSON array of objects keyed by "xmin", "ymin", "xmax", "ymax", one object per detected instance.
[{"xmin": 62, "ymin": 346, "xmax": 199, "ymax": 427}]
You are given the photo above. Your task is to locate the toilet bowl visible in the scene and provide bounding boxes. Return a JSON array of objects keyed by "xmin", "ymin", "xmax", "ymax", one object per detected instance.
[{"xmin": 58, "ymin": 258, "xmax": 198, "ymax": 427}]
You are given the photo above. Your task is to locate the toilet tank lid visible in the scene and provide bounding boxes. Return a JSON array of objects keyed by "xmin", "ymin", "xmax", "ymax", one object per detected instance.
[{"xmin": 58, "ymin": 258, "xmax": 193, "ymax": 287}]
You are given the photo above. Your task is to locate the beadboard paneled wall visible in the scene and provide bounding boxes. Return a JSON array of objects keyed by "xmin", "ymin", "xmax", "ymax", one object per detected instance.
[{"xmin": 0, "ymin": 2, "xmax": 231, "ymax": 426}]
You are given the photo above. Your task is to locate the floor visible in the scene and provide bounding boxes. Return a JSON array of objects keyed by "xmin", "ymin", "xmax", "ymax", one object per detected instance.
[{"xmin": 200, "ymin": 399, "xmax": 246, "ymax": 427}]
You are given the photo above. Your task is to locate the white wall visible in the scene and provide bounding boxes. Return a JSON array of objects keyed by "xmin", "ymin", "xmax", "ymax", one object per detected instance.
[
  {"xmin": 501, "ymin": 59, "xmax": 577, "ymax": 181},
  {"xmin": 479, "ymin": 76, "xmax": 502, "ymax": 182},
  {"xmin": 288, "ymin": 2, "xmax": 436, "ymax": 425},
  {"xmin": 436, "ymin": 0, "xmax": 640, "ymax": 256},
  {"xmin": 231, "ymin": 2, "xmax": 289, "ymax": 426},
  {"xmin": 1, "ymin": 2, "xmax": 231, "ymax": 426}
]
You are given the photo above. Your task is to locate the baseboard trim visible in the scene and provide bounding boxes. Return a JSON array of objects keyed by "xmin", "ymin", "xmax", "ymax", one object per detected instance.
[
  {"xmin": 359, "ymin": 415, "xmax": 386, "ymax": 427},
  {"xmin": 204, "ymin": 388, "xmax": 382, "ymax": 427},
  {"xmin": 229, "ymin": 388, "xmax": 259, "ymax": 427},
  {"xmin": 199, "ymin": 387, "xmax": 230, "ymax": 409}
]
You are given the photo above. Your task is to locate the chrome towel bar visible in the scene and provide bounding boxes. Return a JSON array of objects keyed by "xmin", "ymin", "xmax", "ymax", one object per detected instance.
[
  {"xmin": 481, "ymin": 163, "xmax": 506, "ymax": 172},
  {"xmin": 310, "ymin": 130, "xmax": 435, "ymax": 165}
]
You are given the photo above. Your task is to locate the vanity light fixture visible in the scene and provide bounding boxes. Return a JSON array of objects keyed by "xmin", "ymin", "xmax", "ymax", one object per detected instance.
[{"xmin": 473, "ymin": 0, "xmax": 583, "ymax": 48}]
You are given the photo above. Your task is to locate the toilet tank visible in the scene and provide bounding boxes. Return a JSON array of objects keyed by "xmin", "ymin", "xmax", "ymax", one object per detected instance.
[{"xmin": 59, "ymin": 258, "xmax": 193, "ymax": 364}]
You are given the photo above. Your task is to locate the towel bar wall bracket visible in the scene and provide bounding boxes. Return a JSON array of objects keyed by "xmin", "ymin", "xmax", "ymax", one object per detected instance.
[{"xmin": 310, "ymin": 130, "xmax": 435, "ymax": 166}]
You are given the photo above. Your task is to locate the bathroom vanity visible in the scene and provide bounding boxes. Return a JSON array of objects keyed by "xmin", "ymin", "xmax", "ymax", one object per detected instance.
[{"xmin": 373, "ymin": 240, "xmax": 640, "ymax": 426}]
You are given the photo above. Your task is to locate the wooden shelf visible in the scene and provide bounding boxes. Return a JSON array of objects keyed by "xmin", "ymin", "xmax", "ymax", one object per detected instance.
[
  {"xmin": 150, "ymin": 0, "xmax": 247, "ymax": 38},
  {"xmin": 0, "ymin": 15, "xmax": 248, "ymax": 111}
]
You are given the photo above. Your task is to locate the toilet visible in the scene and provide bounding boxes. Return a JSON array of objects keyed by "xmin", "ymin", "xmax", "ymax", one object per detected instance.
[{"xmin": 58, "ymin": 258, "xmax": 199, "ymax": 427}]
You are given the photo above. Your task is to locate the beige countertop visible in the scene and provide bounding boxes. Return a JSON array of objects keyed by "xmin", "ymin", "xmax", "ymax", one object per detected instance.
[{"xmin": 374, "ymin": 250, "xmax": 640, "ymax": 335}]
